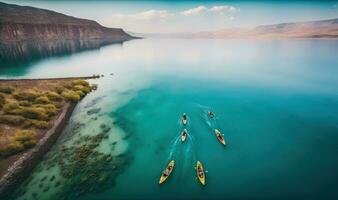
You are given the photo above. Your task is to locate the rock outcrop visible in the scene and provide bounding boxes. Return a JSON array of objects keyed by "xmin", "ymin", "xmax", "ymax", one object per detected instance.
[{"xmin": 0, "ymin": 2, "xmax": 134, "ymax": 42}]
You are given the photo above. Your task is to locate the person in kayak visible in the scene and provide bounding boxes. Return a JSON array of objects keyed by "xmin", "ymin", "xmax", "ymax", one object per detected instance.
[
  {"xmin": 163, "ymin": 165, "xmax": 172, "ymax": 176},
  {"xmin": 198, "ymin": 166, "xmax": 204, "ymax": 178},
  {"xmin": 216, "ymin": 131, "xmax": 222, "ymax": 140},
  {"xmin": 183, "ymin": 129, "xmax": 187, "ymax": 136},
  {"xmin": 183, "ymin": 113, "xmax": 187, "ymax": 120},
  {"xmin": 208, "ymin": 111, "xmax": 214, "ymax": 118}
]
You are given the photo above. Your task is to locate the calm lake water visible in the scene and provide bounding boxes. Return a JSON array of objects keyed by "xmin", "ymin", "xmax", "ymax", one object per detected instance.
[{"xmin": 1, "ymin": 38, "xmax": 338, "ymax": 199}]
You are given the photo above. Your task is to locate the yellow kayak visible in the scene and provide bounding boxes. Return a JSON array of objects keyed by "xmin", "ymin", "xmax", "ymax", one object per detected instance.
[
  {"xmin": 196, "ymin": 161, "xmax": 206, "ymax": 186},
  {"xmin": 181, "ymin": 129, "xmax": 187, "ymax": 143},
  {"xmin": 159, "ymin": 160, "xmax": 175, "ymax": 184}
]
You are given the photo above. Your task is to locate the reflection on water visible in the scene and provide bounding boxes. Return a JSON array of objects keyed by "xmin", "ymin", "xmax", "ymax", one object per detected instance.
[
  {"xmin": 0, "ymin": 39, "xmax": 123, "ymax": 61},
  {"xmin": 0, "ymin": 39, "xmax": 123, "ymax": 76}
]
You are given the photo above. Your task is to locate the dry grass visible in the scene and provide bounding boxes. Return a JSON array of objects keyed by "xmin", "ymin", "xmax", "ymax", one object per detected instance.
[{"xmin": 0, "ymin": 78, "xmax": 96, "ymax": 158}]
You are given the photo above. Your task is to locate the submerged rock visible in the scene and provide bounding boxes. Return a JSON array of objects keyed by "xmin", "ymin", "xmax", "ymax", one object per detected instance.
[
  {"xmin": 50, "ymin": 175, "xmax": 55, "ymax": 182},
  {"xmin": 40, "ymin": 176, "xmax": 48, "ymax": 182},
  {"xmin": 25, "ymin": 127, "xmax": 132, "ymax": 200},
  {"xmin": 87, "ymin": 108, "xmax": 101, "ymax": 115},
  {"xmin": 43, "ymin": 186, "xmax": 50, "ymax": 192},
  {"xmin": 55, "ymin": 181, "xmax": 61, "ymax": 187}
]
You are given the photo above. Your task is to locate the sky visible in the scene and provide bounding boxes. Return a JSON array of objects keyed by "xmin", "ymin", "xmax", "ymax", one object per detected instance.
[{"xmin": 3, "ymin": 0, "xmax": 338, "ymax": 33}]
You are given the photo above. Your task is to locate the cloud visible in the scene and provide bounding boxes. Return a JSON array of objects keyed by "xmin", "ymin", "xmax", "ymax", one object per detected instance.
[
  {"xmin": 180, "ymin": 6, "xmax": 207, "ymax": 16},
  {"xmin": 111, "ymin": 10, "xmax": 174, "ymax": 22},
  {"xmin": 209, "ymin": 6, "xmax": 240, "ymax": 15},
  {"xmin": 181, "ymin": 5, "xmax": 239, "ymax": 16}
]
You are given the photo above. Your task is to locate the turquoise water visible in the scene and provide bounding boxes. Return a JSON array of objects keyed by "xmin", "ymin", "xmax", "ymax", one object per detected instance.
[{"xmin": 1, "ymin": 38, "xmax": 338, "ymax": 199}]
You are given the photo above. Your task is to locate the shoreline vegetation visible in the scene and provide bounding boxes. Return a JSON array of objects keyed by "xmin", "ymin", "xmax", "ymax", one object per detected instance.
[{"xmin": 0, "ymin": 76, "xmax": 98, "ymax": 198}]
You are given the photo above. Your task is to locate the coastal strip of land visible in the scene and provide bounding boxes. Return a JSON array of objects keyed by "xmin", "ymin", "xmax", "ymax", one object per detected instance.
[{"xmin": 0, "ymin": 77, "xmax": 97, "ymax": 198}]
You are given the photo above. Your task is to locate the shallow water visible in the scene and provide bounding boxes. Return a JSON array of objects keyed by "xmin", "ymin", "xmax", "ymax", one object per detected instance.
[{"xmin": 1, "ymin": 38, "xmax": 338, "ymax": 199}]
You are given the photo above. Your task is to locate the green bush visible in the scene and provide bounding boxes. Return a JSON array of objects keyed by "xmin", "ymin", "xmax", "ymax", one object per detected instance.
[
  {"xmin": 0, "ymin": 86, "xmax": 15, "ymax": 94},
  {"xmin": 20, "ymin": 107, "xmax": 48, "ymax": 120},
  {"xmin": 13, "ymin": 90, "xmax": 40, "ymax": 101},
  {"xmin": 61, "ymin": 90, "xmax": 81, "ymax": 102},
  {"xmin": 72, "ymin": 79, "xmax": 89, "ymax": 87},
  {"xmin": 18, "ymin": 100, "xmax": 32, "ymax": 107},
  {"xmin": 0, "ymin": 141, "xmax": 24, "ymax": 157},
  {"xmin": 46, "ymin": 92, "xmax": 63, "ymax": 102},
  {"xmin": 0, "ymin": 115, "xmax": 25, "ymax": 126},
  {"xmin": 34, "ymin": 96, "xmax": 50, "ymax": 104}
]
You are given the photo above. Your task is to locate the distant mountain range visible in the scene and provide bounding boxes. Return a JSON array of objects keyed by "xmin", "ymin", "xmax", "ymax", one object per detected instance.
[
  {"xmin": 133, "ymin": 18, "xmax": 338, "ymax": 39},
  {"xmin": 0, "ymin": 2, "xmax": 135, "ymax": 42}
]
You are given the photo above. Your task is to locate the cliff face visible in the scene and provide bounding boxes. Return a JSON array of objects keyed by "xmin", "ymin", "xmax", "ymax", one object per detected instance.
[{"xmin": 0, "ymin": 2, "xmax": 134, "ymax": 42}]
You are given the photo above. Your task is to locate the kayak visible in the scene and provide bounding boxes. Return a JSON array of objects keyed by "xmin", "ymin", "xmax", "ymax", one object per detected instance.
[
  {"xmin": 182, "ymin": 113, "xmax": 187, "ymax": 125},
  {"xmin": 196, "ymin": 161, "xmax": 206, "ymax": 186},
  {"xmin": 182, "ymin": 118, "xmax": 187, "ymax": 126},
  {"xmin": 159, "ymin": 160, "xmax": 175, "ymax": 184},
  {"xmin": 215, "ymin": 129, "xmax": 226, "ymax": 146},
  {"xmin": 208, "ymin": 111, "xmax": 215, "ymax": 119},
  {"xmin": 181, "ymin": 129, "xmax": 187, "ymax": 143}
]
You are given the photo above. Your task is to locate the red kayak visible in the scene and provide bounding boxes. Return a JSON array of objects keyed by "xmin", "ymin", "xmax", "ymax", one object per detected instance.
[{"xmin": 214, "ymin": 129, "xmax": 226, "ymax": 146}]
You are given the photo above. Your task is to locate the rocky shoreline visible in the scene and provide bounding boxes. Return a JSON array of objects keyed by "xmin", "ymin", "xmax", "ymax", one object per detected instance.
[{"xmin": 0, "ymin": 102, "xmax": 76, "ymax": 198}]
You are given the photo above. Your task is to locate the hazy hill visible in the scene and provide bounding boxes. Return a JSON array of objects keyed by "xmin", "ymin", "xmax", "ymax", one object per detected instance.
[
  {"xmin": 137, "ymin": 18, "xmax": 338, "ymax": 39},
  {"xmin": 190, "ymin": 18, "xmax": 338, "ymax": 39}
]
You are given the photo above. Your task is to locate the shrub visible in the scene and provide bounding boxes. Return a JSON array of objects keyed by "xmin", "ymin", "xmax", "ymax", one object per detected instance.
[
  {"xmin": 12, "ymin": 130, "xmax": 36, "ymax": 143},
  {"xmin": 73, "ymin": 85, "xmax": 91, "ymax": 94},
  {"xmin": 30, "ymin": 120, "xmax": 50, "ymax": 129},
  {"xmin": 55, "ymin": 86, "xmax": 65, "ymax": 94},
  {"xmin": 75, "ymin": 90, "xmax": 85, "ymax": 97},
  {"xmin": 3, "ymin": 101, "xmax": 20, "ymax": 113},
  {"xmin": 53, "ymin": 102, "xmax": 63, "ymax": 109},
  {"xmin": 0, "ymin": 141, "xmax": 24, "ymax": 158},
  {"xmin": 18, "ymin": 100, "xmax": 32, "ymax": 107},
  {"xmin": 0, "ymin": 130, "xmax": 37, "ymax": 158},
  {"xmin": 34, "ymin": 96, "xmax": 50, "ymax": 104},
  {"xmin": 72, "ymin": 79, "xmax": 89, "ymax": 87},
  {"xmin": 10, "ymin": 130, "xmax": 37, "ymax": 152},
  {"xmin": 0, "ymin": 115, "xmax": 25, "ymax": 126},
  {"xmin": 0, "ymin": 86, "xmax": 15, "ymax": 94},
  {"xmin": 34, "ymin": 104, "xmax": 57, "ymax": 117},
  {"xmin": 61, "ymin": 90, "xmax": 81, "ymax": 102},
  {"xmin": 46, "ymin": 92, "xmax": 63, "ymax": 102},
  {"xmin": 0, "ymin": 94, "xmax": 5, "ymax": 109},
  {"xmin": 20, "ymin": 107, "xmax": 48, "ymax": 120},
  {"xmin": 63, "ymin": 82, "xmax": 73, "ymax": 89},
  {"xmin": 13, "ymin": 90, "xmax": 40, "ymax": 101},
  {"xmin": 22, "ymin": 140, "xmax": 37, "ymax": 148}
]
